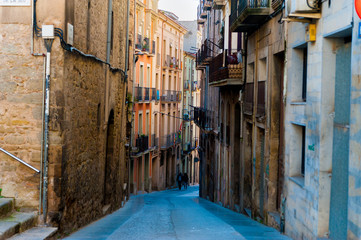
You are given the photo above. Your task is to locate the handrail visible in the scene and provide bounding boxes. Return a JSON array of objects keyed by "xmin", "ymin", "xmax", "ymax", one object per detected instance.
[{"xmin": 0, "ymin": 147, "xmax": 40, "ymax": 173}]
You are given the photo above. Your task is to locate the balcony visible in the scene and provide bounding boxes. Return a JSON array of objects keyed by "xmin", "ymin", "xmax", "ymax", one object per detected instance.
[
  {"xmin": 203, "ymin": 0, "xmax": 212, "ymax": 11},
  {"xmin": 193, "ymin": 107, "xmax": 217, "ymax": 131},
  {"xmin": 161, "ymin": 133, "xmax": 175, "ymax": 149},
  {"xmin": 209, "ymin": 50, "xmax": 243, "ymax": 87},
  {"xmin": 133, "ymin": 134, "xmax": 149, "ymax": 155},
  {"xmin": 230, "ymin": 0, "xmax": 271, "ymax": 33},
  {"xmin": 196, "ymin": 39, "xmax": 221, "ymax": 68},
  {"xmin": 197, "ymin": 3, "xmax": 207, "ymax": 24},
  {"xmin": 213, "ymin": 0, "xmax": 226, "ymax": 9},
  {"xmin": 160, "ymin": 90, "xmax": 182, "ymax": 103},
  {"xmin": 134, "ymin": 87, "xmax": 158, "ymax": 102},
  {"xmin": 142, "ymin": 37, "xmax": 150, "ymax": 52},
  {"xmin": 136, "ymin": 34, "xmax": 143, "ymax": 50}
]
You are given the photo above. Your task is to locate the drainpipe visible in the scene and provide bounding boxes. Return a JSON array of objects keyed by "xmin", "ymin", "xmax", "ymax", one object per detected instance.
[
  {"xmin": 106, "ymin": 0, "xmax": 113, "ymax": 64},
  {"xmin": 42, "ymin": 33, "xmax": 54, "ymax": 223},
  {"xmin": 124, "ymin": 0, "xmax": 131, "ymax": 200},
  {"xmin": 39, "ymin": 57, "xmax": 46, "ymax": 215},
  {"xmin": 129, "ymin": 0, "xmax": 137, "ymax": 196},
  {"xmin": 105, "ymin": 0, "xmax": 113, "ymax": 122}
]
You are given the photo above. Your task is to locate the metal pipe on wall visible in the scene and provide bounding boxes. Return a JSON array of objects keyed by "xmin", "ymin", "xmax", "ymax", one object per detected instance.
[{"xmin": 42, "ymin": 50, "xmax": 51, "ymax": 223}]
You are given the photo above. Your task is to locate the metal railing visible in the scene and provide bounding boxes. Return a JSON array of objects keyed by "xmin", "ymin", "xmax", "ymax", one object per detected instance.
[
  {"xmin": 193, "ymin": 107, "xmax": 218, "ymax": 131},
  {"xmin": 209, "ymin": 50, "xmax": 243, "ymax": 83},
  {"xmin": 230, "ymin": 0, "xmax": 270, "ymax": 26},
  {"xmin": 196, "ymin": 39, "xmax": 222, "ymax": 66},
  {"xmin": 135, "ymin": 135, "xmax": 149, "ymax": 153},
  {"xmin": 0, "ymin": 147, "xmax": 40, "ymax": 173},
  {"xmin": 135, "ymin": 87, "xmax": 154, "ymax": 102},
  {"xmin": 151, "ymin": 88, "xmax": 157, "ymax": 101},
  {"xmin": 134, "ymin": 86, "xmax": 143, "ymax": 101},
  {"xmin": 161, "ymin": 132, "xmax": 181, "ymax": 149},
  {"xmin": 144, "ymin": 87, "xmax": 150, "ymax": 101},
  {"xmin": 160, "ymin": 90, "xmax": 182, "ymax": 102}
]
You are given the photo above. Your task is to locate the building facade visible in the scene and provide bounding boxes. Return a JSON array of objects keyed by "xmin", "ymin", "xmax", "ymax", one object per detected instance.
[
  {"xmin": 283, "ymin": 0, "xmax": 361, "ymax": 239},
  {"xmin": 0, "ymin": 0, "xmax": 132, "ymax": 232},
  {"xmin": 197, "ymin": 0, "xmax": 285, "ymax": 231},
  {"xmin": 156, "ymin": 10, "xmax": 187, "ymax": 189},
  {"xmin": 130, "ymin": 0, "xmax": 158, "ymax": 195},
  {"xmin": 130, "ymin": 4, "xmax": 187, "ymax": 192}
]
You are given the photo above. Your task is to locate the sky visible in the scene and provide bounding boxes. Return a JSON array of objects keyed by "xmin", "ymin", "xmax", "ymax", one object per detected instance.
[{"xmin": 158, "ymin": 0, "xmax": 199, "ymax": 21}]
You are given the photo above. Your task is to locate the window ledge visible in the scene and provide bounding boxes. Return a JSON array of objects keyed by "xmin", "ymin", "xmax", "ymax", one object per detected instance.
[
  {"xmin": 289, "ymin": 176, "xmax": 305, "ymax": 188},
  {"xmin": 290, "ymin": 101, "xmax": 307, "ymax": 105}
]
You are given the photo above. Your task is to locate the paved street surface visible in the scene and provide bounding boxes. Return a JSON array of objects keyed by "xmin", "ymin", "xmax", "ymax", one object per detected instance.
[{"xmin": 65, "ymin": 186, "xmax": 290, "ymax": 240}]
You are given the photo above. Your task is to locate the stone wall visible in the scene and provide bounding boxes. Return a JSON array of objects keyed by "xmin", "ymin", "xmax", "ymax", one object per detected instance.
[
  {"xmin": 0, "ymin": 0, "xmax": 130, "ymax": 232},
  {"xmin": 0, "ymin": 23, "xmax": 44, "ymax": 209}
]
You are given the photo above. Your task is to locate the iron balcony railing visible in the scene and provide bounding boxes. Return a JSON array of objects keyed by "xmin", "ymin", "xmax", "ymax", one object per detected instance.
[
  {"xmin": 144, "ymin": 87, "xmax": 150, "ymax": 101},
  {"xmin": 134, "ymin": 86, "xmax": 143, "ymax": 101},
  {"xmin": 136, "ymin": 34, "xmax": 143, "ymax": 50},
  {"xmin": 209, "ymin": 50, "xmax": 243, "ymax": 84},
  {"xmin": 134, "ymin": 87, "xmax": 156, "ymax": 102},
  {"xmin": 196, "ymin": 39, "xmax": 221, "ymax": 67},
  {"xmin": 213, "ymin": 0, "xmax": 226, "ymax": 9},
  {"xmin": 134, "ymin": 135, "xmax": 149, "ymax": 154},
  {"xmin": 160, "ymin": 90, "xmax": 182, "ymax": 102},
  {"xmin": 193, "ymin": 107, "xmax": 218, "ymax": 131},
  {"xmin": 161, "ymin": 134, "xmax": 174, "ymax": 149},
  {"xmin": 230, "ymin": 0, "xmax": 271, "ymax": 32}
]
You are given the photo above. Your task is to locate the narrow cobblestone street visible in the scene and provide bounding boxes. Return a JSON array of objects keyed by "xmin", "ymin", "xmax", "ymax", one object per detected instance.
[{"xmin": 65, "ymin": 186, "xmax": 290, "ymax": 240}]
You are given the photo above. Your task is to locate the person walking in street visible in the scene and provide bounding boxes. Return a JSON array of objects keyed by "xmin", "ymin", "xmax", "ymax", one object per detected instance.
[
  {"xmin": 177, "ymin": 172, "xmax": 183, "ymax": 190},
  {"xmin": 183, "ymin": 173, "xmax": 189, "ymax": 190}
]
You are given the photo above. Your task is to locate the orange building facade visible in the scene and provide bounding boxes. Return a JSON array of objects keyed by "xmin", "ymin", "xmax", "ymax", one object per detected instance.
[{"xmin": 130, "ymin": 1, "xmax": 187, "ymax": 194}]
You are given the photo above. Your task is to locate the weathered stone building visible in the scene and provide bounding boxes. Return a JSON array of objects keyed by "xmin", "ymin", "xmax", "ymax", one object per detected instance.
[
  {"xmin": 197, "ymin": 0, "xmax": 285, "ymax": 231},
  {"xmin": 283, "ymin": 0, "xmax": 361, "ymax": 239},
  {"xmin": 0, "ymin": 0, "xmax": 132, "ymax": 233}
]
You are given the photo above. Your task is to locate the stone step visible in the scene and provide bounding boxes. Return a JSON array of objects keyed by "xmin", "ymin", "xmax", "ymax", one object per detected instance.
[
  {"xmin": 9, "ymin": 227, "xmax": 58, "ymax": 240},
  {"xmin": 0, "ymin": 212, "xmax": 37, "ymax": 240},
  {"xmin": 0, "ymin": 198, "xmax": 14, "ymax": 217}
]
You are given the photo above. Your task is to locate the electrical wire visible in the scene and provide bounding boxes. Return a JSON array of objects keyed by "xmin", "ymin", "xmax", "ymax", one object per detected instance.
[{"xmin": 153, "ymin": 111, "xmax": 191, "ymax": 122}]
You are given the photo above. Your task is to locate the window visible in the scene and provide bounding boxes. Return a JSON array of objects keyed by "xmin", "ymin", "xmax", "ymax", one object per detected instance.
[
  {"xmin": 302, "ymin": 47, "xmax": 308, "ymax": 101},
  {"xmin": 147, "ymin": 66, "xmax": 150, "ymax": 87},
  {"xmin": 290, "ymin": 123, "xmax": 306, "ymax": 182},
  {"xmin": 146, "ymin": 112, "xmax": 149, "ymax": 135},
  {"xmin": 138, "ymin": 113, "xmax": 143, "ymax": 136},
  {"xmin": 292, "ymin": 44, "xmax": 308, "ymax": 102},
  {"xmin": 156, "ymin": 73, "xmax": 159, "ymax": 89},
  {"xmin": 140, "ymin": 64, "xmax": 144, "ymax": 87}
]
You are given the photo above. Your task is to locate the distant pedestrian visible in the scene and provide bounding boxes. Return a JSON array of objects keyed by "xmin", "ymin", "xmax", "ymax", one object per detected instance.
[
  {"xmin": 177, "ymin": 173, "xmax": 183, "ymax": 190},
  {"xmin": 183, "ymin": 173, "xmax": 189, "ymax": 190}
]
